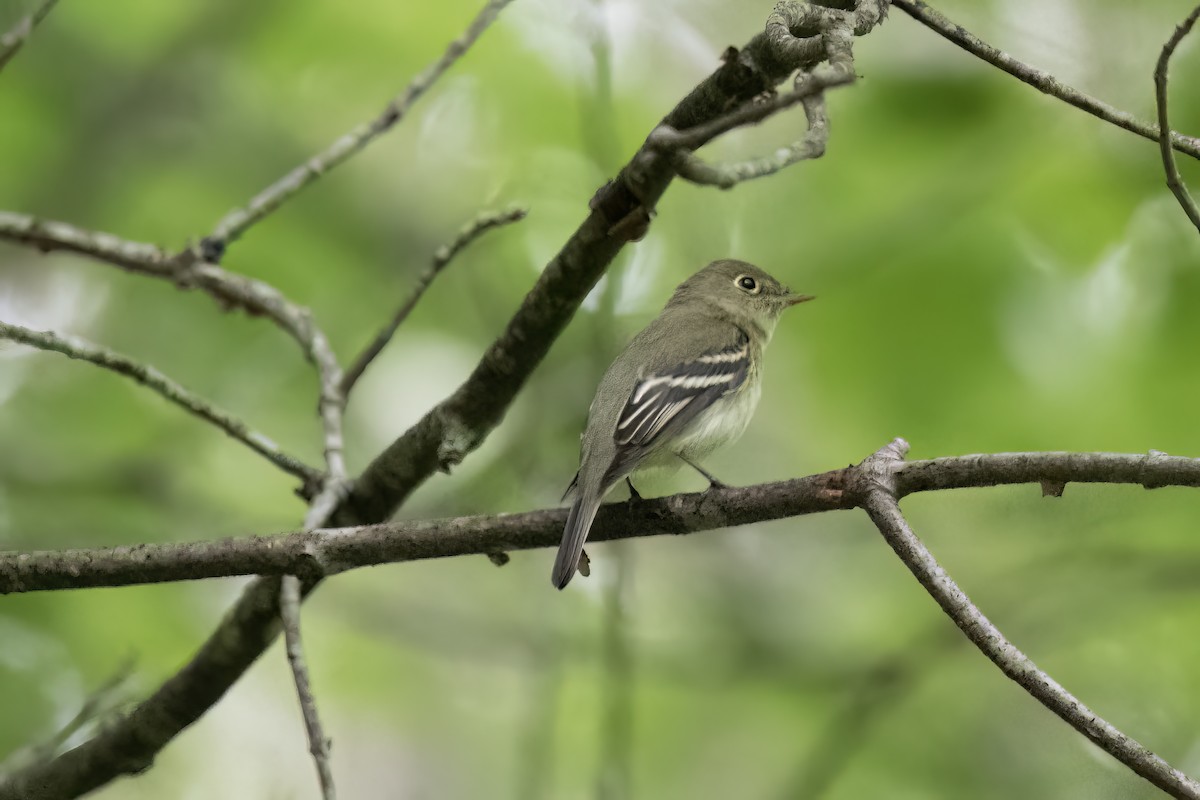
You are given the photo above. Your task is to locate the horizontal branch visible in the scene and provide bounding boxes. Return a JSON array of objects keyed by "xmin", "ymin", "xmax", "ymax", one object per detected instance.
[
  {"xmin": 202, "ymin": 0, "xmax": 516, "ymax": 253},
  {"xmin": 892, "ymin": 0, "xmax": 1200, "ymax": 161},
  {"xmin": 3, "ymin": 449, "xmax": 1197, "ymax": 594},
  {"xmin": 0, "ymin": 320, "xmax": 321, "ymax": 485}
]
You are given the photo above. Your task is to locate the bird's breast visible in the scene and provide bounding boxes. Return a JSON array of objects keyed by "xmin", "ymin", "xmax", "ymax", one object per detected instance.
[{"xmin": 670, "ymin": 372, "xmax": 762, "ymax": 461}]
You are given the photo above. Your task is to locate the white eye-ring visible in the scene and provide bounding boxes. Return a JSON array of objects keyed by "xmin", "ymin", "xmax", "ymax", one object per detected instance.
[{"xmin": 735, "ymin": 274, "xmax": 761, "ymax": 294}]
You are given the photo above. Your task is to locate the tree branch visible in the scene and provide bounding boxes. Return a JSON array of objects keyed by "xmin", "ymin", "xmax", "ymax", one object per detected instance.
[
  {"xmin": 0, "ymin": 0, "xmax": 58, "ymax": 73},
  {"xmin": 339, "ymin": 205, "xmax": 528, "ymax": 399},
  {"xmin": 891, "ymin": 0, "xmax": 1200, "ymax": 162},
  {"xmin": 859, "ymin": 440, "xmax": 1200, "ymax": 800},
  {"xmin": 5, "ymin": 448, "xmax": 1200, "ymax": 594},
  {"xmin": 0, "ymin": 320, "xmax": 321, "ymax": 485},
  {"xmin": 0, "ymin": 211, "xmax": 346, "ymax": 496},
  {"xmin": 280, "ymin": 575, "xmax": 335, "ymax": 800},
  {"xmin": 1155, "ymin": 4, "xmax": 1200, "ymax": 234},
  {"xmin": 642, "ymin": 1, "xmax": 868, "ymax": 189},
  {"xmin": 201, "ymin": 0, "xmax": 517, "ymax": 255}
]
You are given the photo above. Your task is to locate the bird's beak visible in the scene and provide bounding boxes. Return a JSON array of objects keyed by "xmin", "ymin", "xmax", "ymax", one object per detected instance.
[{"xmin": 784, "ymin": 293, "xmax": 815, "ymax": 307}]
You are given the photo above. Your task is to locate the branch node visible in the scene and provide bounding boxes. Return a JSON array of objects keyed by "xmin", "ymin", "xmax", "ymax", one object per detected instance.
[
  {"xmin": 1040, "ymin": 480, "xmax": 1066, "ymax": 498},
  {"xmin": 1142, "ymin": 449, "xmax": 1172, "ymax": 490}
]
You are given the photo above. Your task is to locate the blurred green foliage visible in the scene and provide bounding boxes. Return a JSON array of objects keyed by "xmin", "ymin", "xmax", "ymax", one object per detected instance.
[{"xmin": 2, "ymin": 0, "xmax": 1200, "ymax": 798}]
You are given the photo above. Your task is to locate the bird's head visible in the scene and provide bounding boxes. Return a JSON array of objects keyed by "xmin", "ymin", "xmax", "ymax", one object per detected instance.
[{"xmin": 669, "ymin": 259, "xmax": 813, "ymax": 339}]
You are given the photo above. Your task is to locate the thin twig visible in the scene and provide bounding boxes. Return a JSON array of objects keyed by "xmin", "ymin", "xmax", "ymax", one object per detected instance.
[
  {"xmin": 0, "ymin": 320, "xmax": 321, "ymax": 485},
  {"xmin": 1155, "ymin": 4, "xmax": 1200, "ymax": 234},
  {"xmin": 646, "ymin": 6, "xmax": 859, "ymax": 189},
  {"xmin": 892, "ymin": 0, "xmax": 1200, "ymax": 162},
  {"xmin": 7, "ymin": 448, "xmax": 1200, "ymax": 593},
  {"xmin": 0, "ymin": 0, "xmax": 59, "ymax": 73},
  {"xmin": 859, "ymin": 439, "xmax": 1200, "ymax": 800},
  {"xmin": 0, "ymin": 211, "xmax": 183, "ymax": 275},
  {"xmin": 202, "ymin": 0, "xmax": 517, "ymax": 253},
  {"xmin": 0, "ymin": 211, "xmax": 345, "ymax": 495},
  {"xmin": 280, "ymin": 575, "xmax": 335, "ymax": 800},
  {"xmin": 668, "ymin": 91, "xmax": 832, "ymax": 189},
  {"xmin": 340, "ymin": 205, "xmax": 527, "ymax": 398}
]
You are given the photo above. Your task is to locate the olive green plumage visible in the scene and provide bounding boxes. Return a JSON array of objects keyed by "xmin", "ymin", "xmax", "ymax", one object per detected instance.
[{"xmin": 553, "ymin": 259, "xmax": 812, "ymax": 589}]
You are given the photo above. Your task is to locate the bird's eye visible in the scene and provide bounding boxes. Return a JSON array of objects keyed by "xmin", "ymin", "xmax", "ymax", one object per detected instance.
[{"xmin": 735, "ymin": 275, "xmax": 760, "ymax": 293}]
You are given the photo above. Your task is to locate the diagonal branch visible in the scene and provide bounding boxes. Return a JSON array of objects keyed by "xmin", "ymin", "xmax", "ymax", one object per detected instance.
[
  {"xmin": 0, "ymin": 0, "xmax": 58, "ymax": 74},
  {"xmin": 859, "ymin": 439, "xmax": 1200, "ymax": 800},
  {"xmin": 280, "ymin": 575, "xmax": 335, "ymax": 800},
  {"xmin": 340, "ymin": 205, "xmax": 528, "ymax": 399},
  {"xmin": 891, "ymin": 0, "xmax": 1200, "ymax": 162},
  {"xmin": 201, "ymin": 0, "xmax": 517, "ymax": 255},
  {"xmin": 5, "ymin": 447, "xmax": 1200, "ymax": 594},
  {"xmin": 1155, "ymin": 3, "xmax": 1200, "ymax": 234},
  {"xmin": 0, "ymin": 320, "xmax": 321, "ymax": 485}
]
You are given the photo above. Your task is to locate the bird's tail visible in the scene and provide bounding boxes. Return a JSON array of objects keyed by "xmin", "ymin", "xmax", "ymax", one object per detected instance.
[{"xmin": 552, "ymin": 488, "xmax": 602, "ymax": 590}]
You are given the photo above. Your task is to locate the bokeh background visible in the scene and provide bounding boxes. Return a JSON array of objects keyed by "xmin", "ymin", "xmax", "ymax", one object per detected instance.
[{"xmin": 2, "ymin": 0, "xmax": 1200, "ymax": 797}]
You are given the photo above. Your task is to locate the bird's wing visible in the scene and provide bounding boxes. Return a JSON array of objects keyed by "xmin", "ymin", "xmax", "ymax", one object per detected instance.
[{"xmin": 613, "ymin": 328, "xmax": 750, "ymax": 450}]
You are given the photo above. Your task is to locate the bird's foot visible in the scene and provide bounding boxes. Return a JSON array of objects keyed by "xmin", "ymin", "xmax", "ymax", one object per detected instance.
[
  {"xmin": 678, "ymin": 455, "xmax": 728, "ymax": 491},
  {"xmin": 625, "ymin": 477, "xmax": 643, "ymax": 501}
]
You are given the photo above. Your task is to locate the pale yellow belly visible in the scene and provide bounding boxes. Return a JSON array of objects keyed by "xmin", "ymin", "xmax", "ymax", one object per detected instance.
[{"xmin": 668, "ymin": 377, "xmax": 762, "ymax": 462}]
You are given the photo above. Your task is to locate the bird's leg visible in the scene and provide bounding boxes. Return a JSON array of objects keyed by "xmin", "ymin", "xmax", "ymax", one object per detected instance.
[
  {"xmin": 677, "ymin": 455, "xmax": 728, "ymax": 490},
  {"xmin": 625, "ymin": 477, "xmax": 643, "ymax": 501}
]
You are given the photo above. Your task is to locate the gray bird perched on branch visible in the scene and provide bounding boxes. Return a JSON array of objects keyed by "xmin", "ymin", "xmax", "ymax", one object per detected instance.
[{"xmin": 552, "ymin": 259, "xmax": 813, "ymax": 589}]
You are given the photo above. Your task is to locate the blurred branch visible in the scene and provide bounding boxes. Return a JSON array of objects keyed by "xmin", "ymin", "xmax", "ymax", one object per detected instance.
[
  {"xmin": 778, "ymin": 631, "xmax": 950, "ymax": 799},
  {"xmin": 0, "ymin": 0, "xmax": 58, "ymax": 74},
  {"xmin": 280, "ymin": 575, "xmax": 335, "ymax": 800},
  {"xmin": 1155, "ymin": 4, "xmax": 1200, "ymax": 234},
  {"xmin": 340, "ymin": 205, "xmax": 528, "ymax": 399},
  {"xmin": 0, "ymin": 660, "xmax": 134, "ymax": 777},
  {"xmin": 0, "ymin": 211, "xmax": 346, "ymax": 497},
  {"xmin": 514, "ymin": 652, "xmax": 564, "ymax": 800},
  {"xmin": 597, "ymin": 543, "xmax": 633, "ymax": 800},
  {"xmin": 0, "ymin": 320, "xmax": 321, "ymax": 486},
  {"xmin": 0, "ymin": 7, "xmax": 892, "ymax": 797},
  {"xmin": 7, "ymin": 447, "xmax": 1200, "ymax": 593},
  {"xmin": 859, "ymin": 439, "xmax": 1200, "ymax": 800},
  {"xmin": 891, "ymin": 0, "xmax": 1200, "ymax": 161},
  {"xmin": 201, "ymin": 0, "xmax": 517, "ymax": 254}
]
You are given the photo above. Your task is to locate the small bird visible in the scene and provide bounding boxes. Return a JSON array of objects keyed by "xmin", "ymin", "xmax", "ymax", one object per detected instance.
[{"xmin": 552, "ymin": 259, "xmax": 813, "ymax": 589}]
